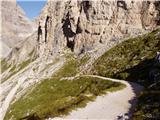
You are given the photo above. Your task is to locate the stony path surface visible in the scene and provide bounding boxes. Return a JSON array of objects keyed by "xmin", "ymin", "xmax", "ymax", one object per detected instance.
[
  {"xmin": 0, "ymin": 62, "xmax": 143, "ymax": 120},
  {"xmin": 51, "ymin": 75, "xmax": 143, "ymax": 120}
]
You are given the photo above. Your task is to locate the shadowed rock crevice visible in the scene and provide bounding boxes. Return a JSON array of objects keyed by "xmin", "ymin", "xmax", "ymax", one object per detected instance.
[
  {"xmin": 154, "ymin": 1, "xmax": 160, "ymax": 25},
  {"xmin": 37, "ymin": 23, "xmax": 42, "ymax": 42},
  {"xmin": 45, "ymin": 16, "xmax": 50, "ymax": 43},
  {"xmin": 82, "ymin": 1, "xmax": 91, "ymax": 20},
  {"xmin": 76, "ymin": 17, "xmax": 82, "ymax": 34},
  {"xmin": 117, "ymin": 0, "xmax": 127, "ymax": 10},
  {"xmin": 62, "ymin": 12, "xmax": 76, "ymax": 51},
  {"xmin": 85, "ymin": 29, "xmax": 90, "ymax": 34}
]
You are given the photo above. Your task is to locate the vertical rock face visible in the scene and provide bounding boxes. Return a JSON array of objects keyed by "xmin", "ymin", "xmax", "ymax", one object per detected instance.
[
  {"xmin": 1, "ymin": 1, "xmax": 35, "ymax": 58},
  {"xmin": 141, "ymin": 1, "xmax": 160, "ymax": 29},
  {"xmin": 36, "ymin": 0, "xmax": 160, "ymax": 56}
]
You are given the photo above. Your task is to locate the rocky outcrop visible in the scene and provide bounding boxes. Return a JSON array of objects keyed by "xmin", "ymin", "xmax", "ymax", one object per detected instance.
[
  {"xmin": 141, "ymin": 1, "xmax": 160, "ymax": 29},
  {"xmin": 36, "ymin": 0, "xmax": 160, "ymax": 56},
  {"xmin": 2, "ymin": 0, "xmax": 160, "ymax": 75},
  {"xmin": 4, "ymin": 0, "xmax": 160, "ymax": 60},
  {"xmin": 0, "ymin": 0, "xmax": 35, "ymax": 58}
]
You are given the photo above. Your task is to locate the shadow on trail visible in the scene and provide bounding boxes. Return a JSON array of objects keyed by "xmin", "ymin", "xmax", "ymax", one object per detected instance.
[
  {"xmin": 126, "ymin": 82, "xmax": 143, "ymax": 119},
  {"xmin": 114, "ymin": 57, "xmax": 160, "ymax": 119}
]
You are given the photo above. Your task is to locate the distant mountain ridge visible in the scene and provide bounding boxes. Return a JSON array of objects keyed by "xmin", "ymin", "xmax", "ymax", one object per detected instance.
[{"xmin": 0, "ymin": 0, "xmax": 35, "ymax": 58}]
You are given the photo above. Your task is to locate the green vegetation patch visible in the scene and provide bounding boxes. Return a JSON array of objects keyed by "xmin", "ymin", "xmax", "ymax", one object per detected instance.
[
  {"xmin": 79, "ymin": 54, "xmax": 90, "ymax": 65},
  {"xmin": 5, "ymin": 55, "xmax": 125, "ymax": 120},
  {"xmin": 93, "ymin": 29, "xmax": 160, "ymax": 86},
  {"xmin": 1, "ymin": 59, "xmax": 11, "ymax": 73},
  {"xmin": 5, "ymin": 76, "xmax": 125, "ymax": 120},
  {"xmin": 2, "ymin": 59, "xmax": 33, "ymax": 83},
  {"xmin": 29, "ymin": 49, "xmax": 35, "ymax": 57},
  {"xmin": 18, "ymin": 59, "xmax": 31, "ymax": 71},
  {"xmin": 91, "ymin": 29, "xmax": 160, "ymax": 119},
  {"xmin": 132, "ymin": 91, "xmax": 160, "ymax": 120},
  {"xmin": 1, "ymin": 49, "xmax": 37, "ymax": 83},
  {"xmin": 54, "ymin": 55, "xmax": 90, "ymax": 78}
]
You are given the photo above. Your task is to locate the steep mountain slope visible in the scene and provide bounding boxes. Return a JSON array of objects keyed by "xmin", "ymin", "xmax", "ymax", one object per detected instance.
[
  {"xmin": 0, "ymin": 41, "xmax": 11, "ymax": 59},
  {"xmin": 92, "ymin": 29, "xmax": 160, "ymax": 84},
  {"xmin": 1, "ymin": 49, "xmax": 66, "ymax": 119},
  {"xmin": 0, "ymin": 0, "xmax": 35, "ymax": 58},
  {"xmin": 3, "ymin": 54, "xmax": 126, "ymax": 120},
  {"xmin": 91, "ymin": 28, "xmax": 160, "ymax": 119}
]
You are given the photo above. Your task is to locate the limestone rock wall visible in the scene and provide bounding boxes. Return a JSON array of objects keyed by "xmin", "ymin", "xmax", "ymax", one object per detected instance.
[{"xmin": 36, "ymin": 0, "xmax": 160, "ymax": 56}]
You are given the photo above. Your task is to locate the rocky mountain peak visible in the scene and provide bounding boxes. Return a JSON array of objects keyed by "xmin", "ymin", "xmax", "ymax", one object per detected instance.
[{"xmin": 0, "ymin": 1, "xmax": 36, "ymax": 58}]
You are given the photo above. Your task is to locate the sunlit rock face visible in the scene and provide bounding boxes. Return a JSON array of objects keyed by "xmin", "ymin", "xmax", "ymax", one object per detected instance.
[
  {"xmin": 1, "ymin": 0, "xmax": 35, "ymax": 58},
  {"xmin": 37, "ymin": 0, "xmax": 160, "ymax": 56},
  {"xmin": 2, "ymin": 0, "xmax": 160, "ymax": 59}
]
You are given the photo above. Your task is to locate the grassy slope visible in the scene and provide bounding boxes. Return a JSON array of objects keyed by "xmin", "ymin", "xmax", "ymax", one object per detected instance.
[
  {"xmin": 5, "ymin": 55, "xmax": 125, "ymax": 120},
  {"xmin": 92, "ymin": 29, "xmax": 160, "ymax": 119},
  {"xmin": 1, "ymin": 50, "xmax": 37, "ymax": 83},
  {"xmin": 2, "ymin": 59, "xmax": 32, "ymax": 83},
  {"xmin": 1, "ymin": 59, "xmax": 11, "ymax": 73}
]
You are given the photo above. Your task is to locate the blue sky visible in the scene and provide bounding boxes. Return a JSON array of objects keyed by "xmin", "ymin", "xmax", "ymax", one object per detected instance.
[{"xmin": 17, "ymin": 0, "xmax": 47, "ymax": 20}]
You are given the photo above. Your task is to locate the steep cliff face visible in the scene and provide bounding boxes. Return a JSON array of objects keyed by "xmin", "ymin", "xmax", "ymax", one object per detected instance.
[
  {"xmin": 0, "ymin": 1, "xmax": 35, "ymax": 58},
  {"xmin": 36, "ymin": 0, "xmax": 160, "ymax": 56},
  {"xmin": 2, "ymin": 0, "xmax": 160, "ymax": 74},
  {"xmin": 141, "ymin": 1, "xmax": 160, "ymax": 29}
]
